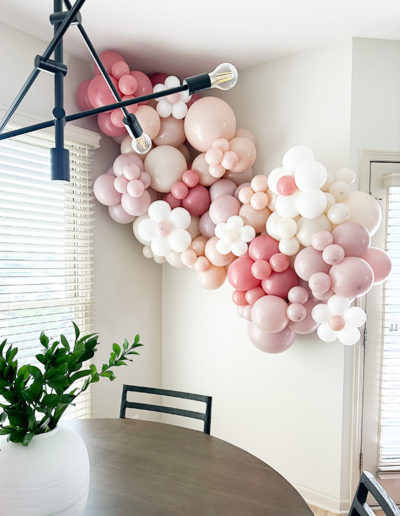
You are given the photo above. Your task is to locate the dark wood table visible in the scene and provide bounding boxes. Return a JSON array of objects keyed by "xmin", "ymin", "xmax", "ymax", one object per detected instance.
[{"xmin": 66, "ymin": 419, "xmax": 312, "ymax": 516}]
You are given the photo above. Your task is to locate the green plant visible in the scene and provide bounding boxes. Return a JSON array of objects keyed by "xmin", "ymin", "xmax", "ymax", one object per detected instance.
[{"xmin": 0, "ymin": 323, "xmax": 142, "ymax": 446}]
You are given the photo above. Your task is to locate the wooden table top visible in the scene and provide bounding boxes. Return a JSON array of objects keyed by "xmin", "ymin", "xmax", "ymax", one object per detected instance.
[{"xmin": 66, "ymin": 418, "xmax": 312, "ymax": 516}]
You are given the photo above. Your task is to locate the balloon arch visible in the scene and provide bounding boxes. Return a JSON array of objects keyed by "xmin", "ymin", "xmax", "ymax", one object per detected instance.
[{"xmin": 78, "ymin": 50, "xmax": 392, "ymax": 354}]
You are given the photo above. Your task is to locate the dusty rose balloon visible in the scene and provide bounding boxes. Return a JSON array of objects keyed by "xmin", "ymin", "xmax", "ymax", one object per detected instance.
[
  {"xmin": 309, "ymin": 272, "xmax": 331, "ymax": 294},
  {"xmin": 269, "ymin": 253, "xmax": 289, "ymax": 272},
  {"xmin": 329, "ymin": 257, "xmax": 374, "ymax": 298},
  {"xmin": 343, "ymin": 191, "xmax": 382, "ymax": 236},
  {"xmin": 245, "ymin": 287, "xmax": 265, "ymax": 306},
  {"xmin": 251, "ymin": 260, "xmax": 271, "ymax": 280},
  {"xmin": 228, "ymin": 137, "xmax": 256, "ymax": 173},
  {"xmin": 149, "ymin": 72, "xmax": 168, "ymax": 87},
  {"xmin": 184, "ymin": 97, "xmax": 236, "ymax": 152},
  {"xmin": 232, "ymin": 290, "xmax": 247, "ymax": 306},
  {"xmin": 162, "ymin": 192, "xmax": 181, "ymax": 209},
  {"xmin": 182, "ymin": 169, "xmax": 199, "ymax": 188},
  {"xmin": 209, "ymin": 195, "xmax": 240, "ymax": 224},
  {"xmin": 235, "ymin": 128, "xmax": 256, "ymax": 145},
  {"xmin": 288, "ymin": 299, "xmax": 319, "ymax": 334},
  {"xmin": 248, "ymin": 323, "xmax": 295, "ymax": 354},
  {"xmin": 197, "ymin": 265, "xmax": 226, "ymax": 290},
  {"xmin": 153, "ymin": 116, "xmax": 186, "ymax": 147},
  {"xmin": 311, "ymin": 230, "xmax": 333, "ymax": 251},
  {"xmin": 93, "ymin": 174, "xmax": 121, "ymax": 206},
  {"xmin": 199, "ymin": 211, "xmax": 216, "ymax": 239},
  {"xmin": 130, "ymin": 71, "xmax": 153, "ymax": 102},
  {"xmin": 251, "ymin": 295, "xmax": 289, "ymax": 333},
  {"xmin": 262, "ymin": 268, "xmax": 299, "ymax": 299},
  {"xmin": 332, "ymin": 221, "xmax": 371, "ymax": 257},
  {"xmin": 97, "ymin": 112, "xmax": 126, "ymax": 137},
  {"xmin": 287, "ymin": 303, "xmax": 307, "ymax": 322},
  {"xmin": 205, "ymin": 236, "xmax": 234, "ymax": 267},
  {"xmin": 249, "ymin": 235, "xmax": 279, "ymax": 261},
  {"xmin": 322, "ymin": 244, "xmax": 345, "ymax": 265},
  {"xmin": 121, "ymin": 190, "xmax": 151, "ymax": 216},
  {"xmin": 182, "ymin": 185, "xmax": 211, "ymax": 216},
  {"xmin": 228, "ymin": 256, "xmax": 261, "ymax": 291},
  {"xmin": 76, "ymin": 79, "xmax": 92, "ymax": 110},
  {"xmin": 108, "ymin": 204, "xmax": 135, "ymax": 224},
  {"xmin": 312, "ymin": 288, "xmax": 333, "ymax": 301},
  {"xmin": 94, "ymin": 50, "xmax": 125, "ymax": 75},
  {"xmin": 192, "ymin": 153, "xmax": 219, "ymax": 187},
  {"xmin": 362, "ymin": 247, "xmax": 391, "ymax": 284},
  {"xmin": 224, "ymin": 167, "xmax": 254, "ymax": 186},
  {"xmin": 171, "ymin": 182, "xmax": 188, "ymax": 200},
  {"xmin": 88, "ymin": 75, "xmax": 120, "ymax": 109},
  {"xmin": 209, "ymin": 179, "xmax": 237, "ymax": 201},
  {"xmin": 144, "ymin": 145, "xmax": 187, "ymax": 193},
  {"xmin": 239, "ymin": 204, "xmax": 270, "ymax": 234},
  {"xmin": 294, "ymin": 247, "xmax": 331, "ymax": 281},
  {"xmin": 135, "ymin": 106, "xmax": 161, "ymax": 140}
]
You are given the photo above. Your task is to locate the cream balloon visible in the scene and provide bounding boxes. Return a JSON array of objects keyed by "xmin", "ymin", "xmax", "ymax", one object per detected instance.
[
  {"xmin": 343, "ymin": 191, "xmax": 382, "ymax": 236},
  {"xmin": 153, "ymin": 116, "xmax": 186, "ymax": 147},
  {"xmin": 144, "ymin": 145, "xmax": 187, "ymax": 193},
  {"xmin": 135, "ymin": 105, "xmax": 161, "ymax": 140},
  {"xmin": 296, "ymin": 215, "xmax": 331, "ymax": 247}
]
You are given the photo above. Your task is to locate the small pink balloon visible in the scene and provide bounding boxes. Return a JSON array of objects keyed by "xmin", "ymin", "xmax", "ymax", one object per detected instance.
[
  {"xmin": 294, "ymin": 247, "xmax": 331, "ymax": 281},
  {"xmin": 191, "ymin": 236, "xmax": 207, "ymax": 256},
  {"xmin": 111, "ymin": 61, "xmax": 130, "ymax": 79},
  {"xmin": 182, "ymin": 169, "xmax": 200, "ymax": 188},
  {"xmin": 249, "ymin": 235, "xmax": 280, "ymax": 261},
  {"xmin": 248, "ymin": 323, "xmax": 295, "ymax": 354},
  {"xmin": 277, "ymin": 175, "xmax": 297, "ymax": 196},
  {"xmin": 362, "ymin": 247, "xmax": 392, "ymax": 284},
  {"xmin": 251, "ymin": 260, "xmax": 271, "ymax": 280},
  {"xmin": 332, "ymin": 222, "xmax": 371, "ymax": 257},
  {"xmin": 181, "ymin": 249, "xmax": 197, "ymax": 267},
  {"xmin": 311, "ymin": 230, "xmax": 333, "ymax": 251},
  {"xmin": 113, "ymin": 153, "xmax": 144, "ymax": 176},
  {"xmin": 108, "ymin": 203, "xmax": 135, "ymax": 224},
  {"xmin": 93, "ymin": 174, "xmax": 121, "ymax": 206},
  {"xmin": 233, "ymin": 290, "xmax": 248, "ymax": 306},
  {"xmin": 119, "ymin": 74, "xmax": 138, "ymax": 95},
  {"xmin": 251, "ymin": 295, "xmax": 288, "ymax": 333},
  {"xmin": 182, "ymin": 185, "xmax": 211, "ymax": 217},
  {"xmin": 123, "ymin": 164, "xmax": 141, "ymax": 180},
  {"xmin": 171, "ymin": 181, "xmax": 189, "ymax": 200},
  {"xmin": 229, "ymin": 137, "xmax": 257, "ymax": 173},
  {"xmin": 127, "ymin": 179, "xmax": 145, "ymax": 198},
  {"xmin": 121, "ymin": 94, "xmax": 138, "ymax": 114},
  {"xmin": 139, "ymin": 172, "xmax": 152, "ymax": 189},
  {"xmin": 192, "ymin": 154, "xmax": 219, "ymax": 187},
  {"xmin": 194, "ymin": 256, "xmax": 210, "ymax": 272},
  {"xmin": 162, "ymin": 192, "xmax": 182, "ymax": 209},
  {"xmin": 167, "ymin": 92, "xmax": 181, "ymax": 104},
  {"xmin": 221, "ymin": 151, "xmax": 238, "ymax": 170},
  {"xmin": 149, "ymin": 72, "xmax": 168, "ymax": 87},
  {"xmin": 114, "ymin": 175, "xmax": 129, "ymax": 194},
  {"xmin": 288, "ymin": 299, "xmax": 319, "ymax": 335},
  {"xmin": 269, "ymin": 253, "xmax": 289, "ymax": 273},
  {"xmin": 309, "ymin": 272, "xmax": 331, "ymax": 294},
  {"xmin": 251, "ymin": 175, "xmax": 268, "ymax": 193},
  {"xmin": 287, "ymin": 303, "xmax": 307, "ymax": 322},
  {"xmin": 322, "ymin": 244, "xmax": 345, "ymax": 265},
  {"xmin": 288, "ymin": 286, "xmax": 309, "ymax": 304},
  {"xmin": 76, "ymin": 79, "xmax": 92, "ymax": 110},
  {"xmin": 121, "ymin": 190, "xmax": 151, "ymax": 216},
  {"xmin": 209, "ymin": 179, "xmax": 237, "ymax": 201},
  {"xmin": 212, "ymin": 138, "xmax": 230, "ymax": 152},
  {"xmin": 94, "ymin": 50, "xmax": 126, "ymax": 76},
  {"xmin": 199, "ymin": 211, "xmax": 216, "ymax": 239},
  {"xmin": 250, "ymin": 192, "xmax": 268, "ymax": 210},
  {"xmin": 245, "ymin": 287, "xmax": 265, "ymax": 306},
  {"xmin": 228, "ymin": 256, "xmax": 261, "ymax": 291},
  {"xmin": 209, "ymin": 194, "xmax": 240, "ymax": 224},
  {"xmin": 312, "ymin": 288, "xmax": 333, "ymax": 301},
  {"xmin": 329, "ymin": 257, "xmax": 374, "ymax": 298},
  {"xmin": 235, "ymin": 182, "xmax": 251, "ymax": 200},
  {"xmin": 97, "ymin": 112, "xmax": 126, "ymax": 137},
  {"xmin": 110, "ymin": 109, "xmax": 125, "ymax": 128},
  {"xmin": 329, "ymin": 315, "xmax": 346, "ymax": 331},
  {"xmin": 238, "ymin": 186, "xmax": 253, "ymax": 205},
  {"xmin": 262, "ymin": 268, "xmax": 299, "ymax": 299},
  {"xmin": 205, "ymin": 148, "xmax": 223, "ymax": 166}
]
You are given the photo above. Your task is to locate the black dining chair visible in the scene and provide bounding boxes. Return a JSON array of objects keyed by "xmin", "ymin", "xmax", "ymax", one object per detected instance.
[
  {"xmin": 119, "ymin": 385, "xmax": 212, "ymax": 435},
  {"xmin": 349, "ymin": 471, "xmax": 400, "ymax": 515}
]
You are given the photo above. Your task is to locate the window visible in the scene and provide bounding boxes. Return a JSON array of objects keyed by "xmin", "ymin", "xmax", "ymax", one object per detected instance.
[{"xmin": 0, "ymin": 129, "xmax": 95, "ymax": 419}]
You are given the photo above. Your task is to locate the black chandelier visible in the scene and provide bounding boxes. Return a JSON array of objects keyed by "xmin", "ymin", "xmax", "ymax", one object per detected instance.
[{"xmin": 0, "ymin": 0, "xmax": 238, "ymax": 182}]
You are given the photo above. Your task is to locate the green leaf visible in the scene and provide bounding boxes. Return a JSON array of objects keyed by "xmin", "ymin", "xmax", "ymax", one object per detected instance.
[
  {"xmin": 9, "ymin": 428, "xmax": 26, "ymax": 444},
  {"xmin": 60, "ymin": 334, "xmax": 70, "ymax": 351},
  {"xmin": 115, "ymin": 360, "xmax": 127, "ymax": 366},
  {"xmin": 134, "ymin": 334, "xmax": 140, "ymax": 344},
  {"xmin": 6, "ymin": 347, "xmax": 18, "ymax": 364},
  {"xmin": 112, "ymin": 343, "xmax": 121, "ymax": 356},
  {"xmin": 100, "ymin": 370, "xmax": 115, "ymax": 381},
  {"xmin": 40, "ymin": 332, "xmax": 49, "ymax": 348},
  {"xmin": 0, "ymin": 339, "xmax": 7, "ymax": 356},
  {"xmin": 72, "ymin": 322, "xmax": 80, "ymax": 341},
  {"xmin": 27, "ymin": 365, "xmax": 43, "ymax": 381},
  {"xmin": 41, "ymin": 393, "xmax": 60, "ymax": 408},
  {"xmin": 0, "ymin": 427, "xmax": 13, "ymax": 435},
  {"xmin": 69, "ymin": 370, "xmax": 91, "ymax": 384}
]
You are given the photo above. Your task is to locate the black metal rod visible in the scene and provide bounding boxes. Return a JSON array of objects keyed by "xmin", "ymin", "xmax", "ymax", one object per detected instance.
[{"xmin": 54, "ymin": 0, "xmax": 64, "ymax": 151}]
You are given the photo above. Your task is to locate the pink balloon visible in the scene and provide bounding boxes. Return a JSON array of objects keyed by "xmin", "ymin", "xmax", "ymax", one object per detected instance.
[
  {"xmin": 182, "ymin": 185, "xmax": 211, "ymax": 216},
  {"xmin": 76, "ymin": 79, "xmax": 92, "ymax": 110},
  {"xmin": 262, "ymin": 268, "xmax": 299, "ymax": 299},
  {"xmin": 232, "ymin": 290, "xmax": 247, "ymax": 306},
  {"xmin": 130, "ymin": 71, "xmax": 153, "ymax": 103},
  {"xmin": 248, "ymin": 323, "xmax": 295, "ymax": 354},
  {"xmin": 199, "ymin": 211, "xmax": 216, "ymax": 239},
  {"xmin": 294, "ymin": 247, "xmax": 330, "ymax": 281},
  {"xmin": 239, "ymin": 204, "xmax": 271, "ymax": 234},
  {"xmin": 312, "ymin": 288, "xmax": 333, "ymax": 301},
  {"xmin": 113, "ymin": 153, "xmax": 144, "ymax": 176},
  {"xmin": 362, "ymin": 247, "xmax": 392, "ymax": 284},
  {"xmin": 322, "ymin": 244, "xmax": 345, "ymax": 265},
  {"xmin": 93, "ymin": 174, "xmax": 121, "ymax": 206},
  {"xmin": 123, "ymin": 164, "xmax": 141, "ymax": 180},
  {"xmin": 238, "ymin": 304, "xmax": 252, "ymax": 321},
  {"xmin": 277, "ymin": 175, "xmax": 297, "ymax": 196},
  {"xmin": 245, "ymin": 287, "xmax": 265, "ymax": 306},
  {"xmin": 171, "ymin": 181, "xmax": 189, "ymax": 200},
  {"xmin": 119, "ymin": 74, "xmax": 138, "ymax": 95},
  {"xmin": 163, "ymin": 192, "xmax": 182, "ymax": 209},
  {"xmin": 94, "ymin": 50, "xmax": 126, "ymax": 75},
  {"xmin": 194, "ymin": 256, "xmax": 211, "ymax": 272},
  {"xmin": 192, "ymin": 154, "xmax": 219, "ymax": 187},
  {"xmin": 209, "ymin": 179, "xmax": 237, "ymax": 201},
  {"xmin": 234, "ymin": 182, "xmax": 251, "ymax": 200},
  {"xmin": 127, "ymin": 180, "xmax": 145, "ymax": 198},
  {"xmin": 97, "ymin": 112, "xmax": 126, "ymax": 137},
  {"xmin": 108, "ymin": 203, "xmax": 135, "ymax": 224},
  {"xmin": 153, "ymin": 116, "xmax": 186, "ymax": 147},
  {"xmin": 182, "ymin": 170, "xmax": 200, "ymax": 188},
  {"xmin": 121, "ymin": 190, "xmax": 151, "ymax": 216},
  {"xmin": 288, "ymin": 286, "xmax": 309, "ymax": 304},
  {"xmin": 209, "ymin": 194, "xmax": 240, "ymax": 224},
  {"xmin": 114, "ymin": 175, "xmax": 129, "ymax": 194},
  {"xmin": 269, "ymin": 253, "xmax": 290, "ymax": 272},
  {"xmin": 329, "ymin": 257, "xmax": 374, "ymax": 298},
  {"xmin": 88, "ymin": 75, "xmax": 120, "ymax": 109},
  {"xmin": 197, "ymin": 265, "xmax": 226, "ymax": 290},
  {"xmin": 287, "ymin": 303, "xmax": 307, "ymax": 322},
  {"xmin": 288, "ymin": 299, "xmax": 319, "ymax": 334},
  {"xmin": 228, "ymin": 256, "xmax": 261, "ymax": 291},
  {"xmin": 181, "ymin": 249, "xmax": 197, "ymax": 267},
  {"xmin": 332, "ymin": 222, "xmax": 371, "ymax": 257},
  {"xmin": 111, "ymin": 61, "xmax": 130, "ymax": 79},
  {"xmin": 251, "ymin": 295, "xmax": 289, "ymax": 333},
  {"xmin": 311, "ymin": 230, "xmax": 333, "ymax": 251},
  {"xmin": 248, "ymin": 235, "xmax": 280, "ymax": 262},
  {"xmin": 205, "ymin": 236, "xmax": 234, "ymax": 267},
  {"xmin": 309, "ymin": 272, "xmax": 331, "ymax": 294},
  {"xmin": 149, "ymin": 72, "xmax": 168, "ymax": 87},
  {"xmin": 251, "ymin": 260, "xmax": 271, "ymax": 280},
  {"xmin": 228, "ymin": 137, "xmax": 256, "ymax": 173}
]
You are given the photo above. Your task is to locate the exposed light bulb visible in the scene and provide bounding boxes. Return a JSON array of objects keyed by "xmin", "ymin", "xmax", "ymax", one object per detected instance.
[
  {"xmin": 131, "ymin": 133, "xmax": 152, "ymax": 154},
  {"xmin": 209, "ymin": 63, "xmax": 238, "ymax": 91}
]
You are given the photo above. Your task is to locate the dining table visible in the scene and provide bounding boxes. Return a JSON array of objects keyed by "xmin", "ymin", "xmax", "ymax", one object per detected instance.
[{"xmin": 66, "ymin": 418, "xmax": 313, "ymax": 516}]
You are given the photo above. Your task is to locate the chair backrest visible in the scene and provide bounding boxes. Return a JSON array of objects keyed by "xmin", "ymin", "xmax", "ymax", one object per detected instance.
[
  {"xmin": 349, "ymin": 471, "xmax": 400, "ymax": 516},
  {"xmin": 119, "ymin": 385, "xmax": 212, "ymax": 435}
]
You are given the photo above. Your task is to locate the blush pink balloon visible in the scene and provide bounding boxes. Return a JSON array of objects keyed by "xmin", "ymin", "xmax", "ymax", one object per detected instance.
[
  {"xmin": 311, "ymin": 230, "xmax": 333, "ymax": 251},
  {"xmin": 123, "ymin": 164, "xmax": 141, "ymax": 180},
  {"xmin": 192, "ymin": 154, "xmax": 219, "ymax": 187},
  {"xmin": 153, "ymin": 116, "xmax": 186, "ymax": 147},
  {"xmin": 238, "ymin": 304, "xmax": 253, "ymax": 321},
  {"xmin": 228, "ymin": 137, "xmax": 257, "ymax": 173},
  {"xmin": 277, "ymin": 175, "xmax": 297, "ymax": 196},
  {"xmin": 329, "ymin": 257, "xmax": 374, "ymax": 298},
  {"xmin": 322, "ymin": 244, "xmax": 345, "ymax": 265},
  {"xmin": 149, "ymin": 72, "xmax": 168, "ymax": 87},
  {"xmin": 209, "ymin": 194, "xmax": 240, "ymax": 224},
  {"xmin": 191, "ymin": 236, "xmax": 207, "ymax": 255},
  {"xmin": 113, "ymin": 153, "xmax": 144, "ymax": 176},
  {"xmin": 262, "ymin": 268, "xmax": 299, "ymax": 299},
  {"xmin": 197, "ymin": 265, "xmax": 226, "ymax": 290},
  {"xmin": 130, "ymin": 71, "xmax": 153, "ymax": 103},
  {"xmin": 181, "ymin": 249, "xmax": 197, "ymax": 267},
  {"xmin": 228, "ymin": 256, "xmax": 261, "ymax": 291},
  {"xmin": 239, "ymin": 204, "xmax": 271, "ymax": 234},
  {"xmin": 114, "ymin": 175, "xmax": 129, "ymax": 193},
  {"xmin": 88, "ymin": 75, "xmax": 120, "ymax": 109},
  {"xmin": 294, "ymin": 247, "xmax": 331, "ymax": 281},
  {"xmin": 288, "ymin": 299, "xmax": 319, "ymax": 335},
  {"xmin": 93, "ymin": 174, "xmax": 121, "ymax": 206},
  {"xmin": 362, "ymin": 247, "xmax": 392, "ymax": 284},
  {"xmin": 269, "ymin": 253, "xmax": 290, "ymax": 272},
  {"xmin": 288, "ymin": 286, "xmax": 309, "ymax": 304},
  {"xmin": 127, "ymin": 180, "xmax": 145, "ymax": 198},
  {"xmin": 251, "ymin": 260, "xmax": 271, "ymax": 280},
  {"xmin": 209, "ymin": 179, "xmax": 237, "ymax": 201},
  {"xmin": 248, "ymin": 323, "xmax": 296, "ymax": 354},
  {"xmin": 332, "ymin": 222, "xmax": 371, "ymax": 257},
  {"xmin": 118, "ymin": 74, "xmax": 138, "ymax": 95},
  {"xmin": 312, "ymin": 288, "xmax": 333, "ymax": 301},
  {"xmin": 94, "ymin": 50, "xmax": 126, "ymax": 75},
  {"xmin": 194, "ymin": 256, "xmax": 210, "ymax": 272},
  {"xmin": 233, "ymin": 290, "xmax": 248, "ymax": 306},
  {"xmin": 251, "ymin": 295, "xmax": 289, "ymax": 333},
  {"xmin": 308, "ymin": 272, "xmax": 331, "ymax": 294},
  {"xmin": 248, "ymin": 235, "xmax": 280, "ymax": 261},
  {"xmin": 97, "ymin": 112, "xmax": 126, "ymax": 137},
  {"xmin": 182, "ymin": 185, "xmax": 211, "ymax": 216},
  {"xmin": 76, "ymin": 79, "xmax": 92, "ymax": 110},
  {"xmin": 287, "ymin": 303, "xmax": 307, "ymax": 322},
  {"xmin": 121, "ymin": 190, "xmax": 151, "ymax": 216},
  {"xmin": 205, "ymin": 236, "xmax": 234, "ymax": 267},
  {"xmin": 245, "ymin": 287, "xmax": 265, "ymax": 306},
  {"xmin": 108, "ymin": 204, "xmax": 135, "ymax": 224},
  {"xmin": 162, "ymin": 192, "xmax": 182, "ymax": 209}
]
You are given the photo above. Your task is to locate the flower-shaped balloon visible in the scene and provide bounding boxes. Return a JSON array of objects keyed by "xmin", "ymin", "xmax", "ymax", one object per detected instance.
[
  {"xmin": 205, "ymin": 138, "xmax": 241, "ymax": 178},
  {"xmin": 153, "ymin": 76, "xmax": 191, "ymax": 119},
  {"xmin": 137, "ymin": 201, "xmax": 192, "ymax": 261},
  {"xmin": 311, "ymin": 295, "xmax": 366, "ymax": 345},
  {"xmin": 215, "ymin": 216, "xmax": 255, "ymax": 256}
]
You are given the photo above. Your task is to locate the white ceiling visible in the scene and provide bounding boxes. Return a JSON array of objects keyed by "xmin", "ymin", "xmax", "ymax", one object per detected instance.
[{"xmin": 2, "ymin": 0, "xmax": 400, "ymax": 77}]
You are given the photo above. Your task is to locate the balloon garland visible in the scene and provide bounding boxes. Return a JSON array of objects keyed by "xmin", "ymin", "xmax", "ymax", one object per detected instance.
[{"xmin": 82, "ymin": 51, "xmax": 392, "ymax": 354}]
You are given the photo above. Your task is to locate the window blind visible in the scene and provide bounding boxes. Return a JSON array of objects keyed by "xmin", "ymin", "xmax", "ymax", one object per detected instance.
[
  {"xmin": 377, "ymin": 174, "xmax": 400, "ymax": 473},
  {"xmin": 0, "ymin": 132, "xmax": 94, "ymax": 420}
]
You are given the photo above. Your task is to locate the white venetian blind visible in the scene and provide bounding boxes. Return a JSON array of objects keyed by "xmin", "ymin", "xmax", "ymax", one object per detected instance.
[
  {"xmin": 378, "ymin": 173, "xmax": 400, "ymax": 473},
  {"xmin": 0, "ymin": 131, "xmax": 94, "ymax": 420}
]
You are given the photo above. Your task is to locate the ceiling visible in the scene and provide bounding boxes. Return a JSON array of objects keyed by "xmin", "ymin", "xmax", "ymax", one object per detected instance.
[{"xmin": 2, "ymin": 0, "xmax": 400, "ymax": 77}]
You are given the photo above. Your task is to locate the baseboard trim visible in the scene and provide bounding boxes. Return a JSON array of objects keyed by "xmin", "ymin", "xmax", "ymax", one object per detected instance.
[{"xmin": 293, "ymin": 483, "xmax": 351, "ymax": 514}]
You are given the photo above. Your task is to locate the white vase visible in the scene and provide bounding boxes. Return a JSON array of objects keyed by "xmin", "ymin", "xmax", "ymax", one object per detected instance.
[{"xmin": 0, "ymin": 424, "xmax": 90, "ymax": 516}]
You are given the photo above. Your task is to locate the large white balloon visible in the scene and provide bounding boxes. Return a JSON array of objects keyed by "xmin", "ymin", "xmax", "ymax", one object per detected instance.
[
  {"xmin": 297, "ymin": 190, "xmax": 327, "ymax": 219},
  {"xmin": 144, "ymin": 145, "xmax": 187, "ymax": 193},
  {"xmin": 296, "ymin": 215, "xmax": 331, "ymax": 246},
  {"xmin": 275, "ymin": 192, "xmax": 300, "ymax": 218},
  {"xmin": 282, "ymin": 145, "xmax": 315, "ymax": 172},
  {"xmin": 267, "ymin": 167, "xmax": 287, "ymax": 194},
  {"xmin": 343, "ymin": 191, "xmax": 382, "ymax": 236},
  {"xmin": 294, "ymin": 161, "xmax": 327, "ymax": 192}
]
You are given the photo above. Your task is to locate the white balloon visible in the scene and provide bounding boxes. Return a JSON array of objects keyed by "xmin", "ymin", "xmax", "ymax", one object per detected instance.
[
  {"xmin": 153, "ymin": 254, "xmax": 166, "ymax": 264},
  {"xmin": 227, "ymin": 215, "xmax": 244, "ymax": 230},
  {"xmin": 327, "ymin": 203, "xmax": 351, "ymax": 224},
  {"xmin": 172, "ymin": 102, "xmax": 188, "ymax": 120},
  {"xmin": 133, "ymin": 215, "xmax": 151, "ymax": 245},
  {"xmin": 296, "ymin": 214, "xmax": 331, "ymax": 247},
  {"xmin": 324, "ymin": 192, "xmax": 336, "ymax": 212},
  {"xmin": 240, "ymin": 226, "xmax": 256, "ymax": 242},
  {"xmin": 165, "ymin": 75, "xmax": 181, "ymax": 88},
  {"xmin": 231, "ymin": 240, "xmax": 248, "ymax": 256},
  {"xmin": 344, "ymin": 306, "xmax": 367, "ymax": 327},
  {"xmin": 317, "ymin": 323, "xmax": 338, "ymax": 342},
  {"xmin": 329, "ymin": 181, "xmax": 351, "ymax": 202},
  {"xmin": 282, "ymin": 145, "xmax": 315, "ymax": 172},
  {"xmin": 327, "ymin": 295, "xmax": 350, "ymax": 315},
  {"xmin": 153, "ymin": 83, "xmax": 167, "ymax": 94},
  {"xmin": 337, "ymin": 325, "xmax": 360, "ymax": 346},
  {"xmin": 266, "ymin": 211, "xmax": 283, "ymax": 240},
  {"xmin": 267, "ymin": 167, "xmax": 286, "ymax": 194},
  {"xmin": 276, "ymin": 192, "xmax": 300, "ymax": 218},
  {"xmin": 151, "ymin": 236, "xmax": 171, "ymax": 256},
  {"xmin": 278, "ymin": 217, "xmax": 297, "ymax": 239},
  {"xmin": 279, "ymin": 237, "xmax": 300, "ymax": 256},
  {"xmin": 166, "ymin": 250, "xmax": 184, "ymax": 268},
  {"xmin": 336, "ymin": 167, "xmax": 356, "ymax": 185},
  {"xmin": 312, "ymin": 304, "xmax": 331, "ymax": 323},
  {"xmin": 168, "ymin": 229, "xmax": 191, "ymax": 252},
  {"xmin": 294, "ymin": 161, "xmax": 327, "ymax": 192},
  {"xmin": 148, "ymin": 200, "xmax": 171, "ymax": 223},
  {"xmin": 215, "ymin": 223, "xmax": 227, "ymax": 240},
  {"xmin": 321, "ymin": 170, "xmax": 336, "ymax": 192},
  {"xmin": 156, "ymin": 100, "xmax": 172, "ymax": 118},
  {"xmin": 138, "ymin": 218, "xmax": 156, "ymax": 242},
  {"xmin": 217, "ymin": 238, "xmax": 233, "ymax": 255},
  {"xmin": 143, "ymin": 246, "xmax": 153, "ymax": 259},
  {"xmin": 169, "ymin": 207, "xmax": 191, "ymax": 229},
  {"xmin": 297, "ymin": 190, "xmax": 327, "ymax": 219}
]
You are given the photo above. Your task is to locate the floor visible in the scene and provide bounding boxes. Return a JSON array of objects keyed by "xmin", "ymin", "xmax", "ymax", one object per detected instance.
[{"xmin": 309, "ymin": 504, "xmax": 385, "ymax": 515}]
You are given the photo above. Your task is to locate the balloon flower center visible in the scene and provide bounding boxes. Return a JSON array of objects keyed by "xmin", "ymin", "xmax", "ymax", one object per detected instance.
[
  {"xmin": 155, "ymin": 221, "xmax": 172, "ymax": 237},
  {"xmin": 277, "ymin": 175, "xmax": 297, "ymax": 196},
  {"xmin": 329, "ymin": 315, "xmax": 345, "ymax": 331},
  {"xmin": 166, "ymin": 93, "xmax": 181, "ymax": 104}
]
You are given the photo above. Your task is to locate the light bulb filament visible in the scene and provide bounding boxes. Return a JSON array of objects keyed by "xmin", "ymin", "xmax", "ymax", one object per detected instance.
[
  {"xmin": 212, "ymin": 71, "xmax": 234, "ymax": 86},
  {"xmin": 135, "ymin": 134, "xmax": 148, "ymax": 152}
]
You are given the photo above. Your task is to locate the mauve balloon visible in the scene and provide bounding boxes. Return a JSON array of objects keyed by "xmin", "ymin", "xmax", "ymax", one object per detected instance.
[
  {"xmin": 294, "ymin": 247, "xmax": 330, "ymax": 281},
  {"xmin": 262, "ymin": 268, "xmax": 299, "ymax": 299},
  {"xmin": 332, "ymin": 222, "xmax": 370, "ymax": 257},
  {"xmin": 329, "ymin": 257, "xmax": 374, "ymax": 298},
  {"xmin": 362, "ymin": 247, "xmax": 392, "ymax": 284},
  {"xmin": 251, "ymin": 295, "xmax": 288, "ymax": 333},
  {"xmin": 248, "ymin": 323, "xmax": 295, "ymax": 354}
]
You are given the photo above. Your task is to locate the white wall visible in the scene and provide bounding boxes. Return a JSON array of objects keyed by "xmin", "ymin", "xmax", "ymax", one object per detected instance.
[
  {"xmin": 162, "ymin": 40, "xmax": 353, "ymax": 512},
  {"xmin": 0, "ymin": 23, "xmax": 163, "ymax": 418}
]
